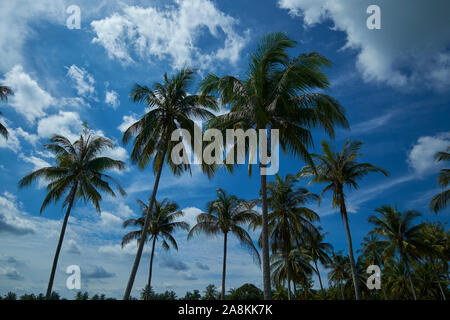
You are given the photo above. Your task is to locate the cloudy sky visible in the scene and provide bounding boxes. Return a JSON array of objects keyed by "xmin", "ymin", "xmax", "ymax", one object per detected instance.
[{"xmin": 0, "ymin": 0, "xmax": 449, "ymax": 299}]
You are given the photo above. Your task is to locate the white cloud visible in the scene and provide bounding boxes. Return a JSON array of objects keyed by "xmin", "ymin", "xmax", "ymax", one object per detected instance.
[
  {"xmin": 100, "ymin": 211, "xmax": 123, "ymax": 227},
  {"xmin": 278, "ymin": 0, "xmax": 450, "ymax": 90},
  {"xmin": 105, "ymin": 90, "xmax": 120, "ymax": 109},
  {"xmin": 1, "ymin": 65, "xmax": 55, "ymax": 123},
  {"xmin": 407, "ymin": 132, "xmax": 450, "ymax": 176},
  {"xmin": 118, "ymin": 114, "xmax": 138, "ymax": 133},
  {"xmin": 37, "ymin": 110, "xmax": 84, "ymax": 142},
  {"xmin": 66, "ymin": 65, "xmax": 96, "ymax": 98},
  {"xmin": 91, "ymin": 0, "xmax": 249, "ymax": 69}
]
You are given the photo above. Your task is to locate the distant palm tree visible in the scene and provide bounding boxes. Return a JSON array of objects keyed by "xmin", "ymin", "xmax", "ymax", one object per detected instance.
[
  {"xmin": 368, "ymin": 205, "xmax": 424, "ymax": 300},
  {"xmin": 122, "ymin": 68, "xmax": 218, "ymax": 299},
  {"xmin": 0, "ymin": 85, "xmax": 13, "ymax": 139},
  {"xmin": 384, "ymin": 258, "xmax": 412, "ymax": 299},
  {"xmin": 328, "ymin": 251, "xmax": 350, "ymax": 300},
  {"xmin": 18, "ymin": 128, "xmax": 126, "ymax": 299},
  {"xmin": 188, "ymin": 188, "xmax": 260, "ymax": 300},
  {"xmin": 200, "ymin": 32, "xmax": 348, "ymax": 299},
  {"xmin": 358, "ymin": 233, "xmax": 388, "ymax": 299},
  {"xmin": 304, "ymin": 228, "xmax": 333, "ymax": 292},
  {"xmin": 260, "ymin": 174, "xmax": 319, "ymax": 299},
  {"xmin": 430, "ymin": 147, "xmax": 450, "ymax": 213},
  {"xmin": 121, "ymin": 198, "xmax": 189, "ymax": 295},
  {"xmin": 299, "ymin": 139, "xmax": 388, "ymax": 299},
  {"xmin": 270, "ymin": 248, "xmax": 314, "ymax": 298}
]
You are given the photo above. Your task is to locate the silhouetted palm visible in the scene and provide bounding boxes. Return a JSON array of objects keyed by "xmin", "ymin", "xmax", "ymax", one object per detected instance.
[
  {"xmin": 188, "ymin": 188, "xmax": 260, "ymax": 300},
  {"xmin": 304, "ymin": 228, "xmax": 333, "ymax": 292},
  {"xmin": 328, "ymin": 251, "xmax": 350, "ymax": 300},
  {"xmin": 122, "ymin": 68, "xmax": 218, "ymax": 299},
  {"xmin": 430, "ymin": 147, "xmax": 450, "ymax": 213},
  {"xmin": 122, "ymin": 198, "xmax": 189, "ymax": 295},
  {"xmin": 299, "ymin": 139, "xmax": 388, "ymax": 299},
  {"xmin": 0, "ymin": 85, "xmax": 13, "ymax": 139},
  {"xmin": 19, "ymin": 128, "xmax": 126, "ymax": 298},
  {"xmin": 200, "ymin": 32, "xmax": 348, "ymax": 299},
  {"xmin": 368, "ymin": 205, "xmax": 424, "ymax": 300}
]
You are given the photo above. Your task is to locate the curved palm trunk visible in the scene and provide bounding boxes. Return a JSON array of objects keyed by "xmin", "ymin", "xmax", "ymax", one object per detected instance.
[
  {"xmin": 402, "ymin": 254, "xmax": 417, "ymax": 300},
  {"xmin": 124, "ymin": 146, "xmax": 167, "ymax": 300},
  {"xmin": 46, "ymin": 182, "xmax": 77, "ymax": 299},
  {"xmin": 221, "ymin": 232, "xmax": 228, "ymax": 300},
  {"xmin": 314, "ymin": 260, "xmax": 324, "ymax": 292},
  {"xmin": 146, "ymin": 236, "xmax": 157, "ymax": 298},
  {"xmin": 340, "ymin": 196, "xmax": 361, "ymax": 300},
  {"xmin": 260, "ymin": 166, "xmax": 272, "ymax": 300},
  {"xmin": 430, "ymin": 258, "xmax": 446, "ymax": 300}
]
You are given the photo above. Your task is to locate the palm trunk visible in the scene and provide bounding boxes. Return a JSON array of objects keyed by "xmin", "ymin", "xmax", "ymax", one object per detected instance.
[
  {"xmin": 146, "ymin": 236, "xmax": 157, "ymax": 298},
  {"xmin": 46, "ymin": 182, "xmax": 77, "ymax": 299},
  {"xmin": 221, "ymin": 232, "xmax": 228, "ymax": 300},
  {"xmin": 260, "ymin": 165, "xmax": 272, "ymax": 300},
  {"xmin": 340, "ymin": 195, "xmax": 361, "ymax": 300},
  {"xmin": 339, "ymin": 280, "xmax": 345, "ymax": 300},
  {"xmin": 430, "ymin": 258, "xmax": 446, "ymax": 300},
  {"xmin": 285, "ymin": 249, "xmax": 291, "ymax": 300},
  {"xmin": 314, "ymin": 260, "xmax": 324, "ymax": 293},
  {"xmin": 123, "ymin": 146, "xmax": 167, "ymax": 300},
  {"xmin": 402, "ymin": 254, "xmax": 417, "ymax": 300},
  {"xmin": 376, "ymin": 257, "xmax": 387, "ymax": 300}
]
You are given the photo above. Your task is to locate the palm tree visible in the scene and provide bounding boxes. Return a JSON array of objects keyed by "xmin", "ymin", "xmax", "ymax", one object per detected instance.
[
  {"xmin": 200, "ymin": 32, "xmax": 348, "ymax": 298},
  {"xmin": 18, "ymin": 128, "xmax": 126, "ymax": 298},
  {"xmin": 121, "ymin": 198, "xmax": 189, "ymax": 295},
  {"xmin": 270, "ymin": 248, "xmax": 314, "ymax": 298},
  {"xmin": 299, "ymin": 139, "xmax": 388, "ymax": 299},
  {"xmin": 368, "ymin": 205, "xmax": 424, "ymax": 300},
  {"xmin": 0, "ymin": 85, "xmax": 13, "ymax": 139},
  {"xmin": 430, "ymin": 147, "xmax": 450, "ymax": 213},
  {"xmin": 260, "ymin": 174, "xmax": 319, "ymax": 299},
  {"xmin": 304, "ymin": 228, "xmax": 333, "ymax": 293},
  {"xmin": 358, "ymin": 233, "xmax": 388, "ymax": 299},
  {"xmin": 328, "ymin": 251, "xmax": 350, "ymax": 300},
  {"xmin": 188, "ymin": 188, "xmax": 260, "ymax": 300},
  {"xmin": 419, "ymin": 222, "xmax": 447, "ymax": 300},
  {"xmin": 122, "ymin": 68, "xmax": 218, "ymax": 299}
]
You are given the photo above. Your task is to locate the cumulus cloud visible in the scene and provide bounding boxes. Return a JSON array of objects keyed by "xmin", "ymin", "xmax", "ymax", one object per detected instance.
[
  {"xmin": 66, "ymin": 65, "xmax": 96, "ymax": 98},
  {"xmin": 1, "ymin": 65, "xmax": 55, "ymax": 123},
  {"xmin": 37, "ymin": 111, "xmax": 84, "ymax": 142},
  {"xmin": 159, "ymin": 255, "xmax": 189, "ymax": 271},
  {"xmin": 118, "ymin": 114, "xmax": 138, "ymax": 133},
  {"xmin": 66, "ymin": 239, "xmax": 82, "ymax": 255},
  {"xmin": 195, "ymin": 262, "xmax": 209, "ymax": 271},
  {"xmin": 105, "ymin": 90, "xmax": 120, "ymax": 109},
  {"xmin": 84, "ymin": 266, "xmax": 115, "ymax": 279},
  {"xmin": 0, "ymin": 192, "xmax": 35, "ymax": 236},
  {"xmin": 278, "ymin": 0, "xmax": 450, "ymax": 90},
  {"xmin": 91, "ymin": 0, "xmax": 249, "ymax": 69},
  {"xmin": 407, "ymin": 132, "xmax": 450, "ymax": 176}
]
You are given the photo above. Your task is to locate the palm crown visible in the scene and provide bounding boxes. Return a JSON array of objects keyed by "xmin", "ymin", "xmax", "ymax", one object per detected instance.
[
  {"xmin": 0, "ymin": 85, "xmax": 13, "ymax": 139},
  {"xmin": 430, "ymin": 147, "xmax": 450, "ymax": 213}
]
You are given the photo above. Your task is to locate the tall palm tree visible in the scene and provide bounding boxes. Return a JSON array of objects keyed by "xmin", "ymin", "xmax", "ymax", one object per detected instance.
[
  {"xmin": 260, "ymin": 174, "xmax": 319, "ymax": 299},
  {"xmin": 299, "ymin": 139, "xmax": 388, "ymax": 299},
  {"xmin": 328, "ymin": 251, "xmax": 350, "ymax": 300},
  {"xmin": 122, "ymin": 68, "xmax": 218, "ymax": 299},
  {"xmin": 430, "ymin": 147, "xmax": 450, "ymax": 213},
  {"xmin": 188, "ymin": 188, "xmax": 260, "ymax": 300},
  {"xmin": 304, "ymin": 228, "xmax": 333, "ymax": 292},
  {"xmin": 121, "ymin": 198, "xmax": 189, "ymax": 295},
  {"xmin": 368, "ymin": 205, "xmax": 424, "ymax": 300},
  {"xmin": 0, "ymin": 85, "xmax": 13, "ymax": 139},
  {"xmin": 18, "ymin": 128, "xmax": 126, "ymax": 298},
  {"xmin": 200, "ymin": 32, "xmax": 348, "ymax": 298}
]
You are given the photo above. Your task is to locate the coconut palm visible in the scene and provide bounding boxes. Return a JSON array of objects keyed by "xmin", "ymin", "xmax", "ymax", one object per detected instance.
[
  {"xmin": 257, "ymin": 174, "xmax": 319, "ymax": 299},
  {"xmin": 430, "ymin": 147, "xmax": 450, "ymax": 213},
  {"xmin": 299, "ymin": 139, "xmax": 388, "ymax": 299},
  {"xmin": 0, "ymin": 85, "xmax": 13, "ymax": 139},
  {"xmin": 304, "ymin": 228, "xmax": 333, "ymax": 292},
  {"xmin": 18, "ymin": 128, "xmax": 126, "ymax": 299},
  {"xmin": 368, "ymin": 205, "xmax": 424, "ymax": 300},
  {"xmin": 200, "ymin": 32, "xmax": 348, "ymax": 298},
  {"xmin": 328, "ymin": 251, "xmax": 351, "ymax": 300},
  {"xmin": 188, "ymin": 188, "xmax": 260, "ymax": 300},
  {"xmin": 121, "ymin": 198, "xmax": 189, "ymax": 295},
  {"xmin": 122, "ymin": 68, "xmax": 218, "ymax": 299}
]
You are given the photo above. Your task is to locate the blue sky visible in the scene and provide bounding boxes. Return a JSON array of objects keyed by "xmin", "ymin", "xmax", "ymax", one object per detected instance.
[{"xmin": 0, "ymin": 0, "xmax": 449, "ymax": 299}]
